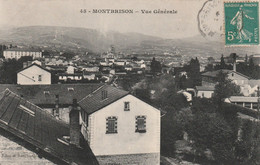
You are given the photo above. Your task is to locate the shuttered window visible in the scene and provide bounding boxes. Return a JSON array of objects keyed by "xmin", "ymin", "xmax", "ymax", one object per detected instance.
[
  {"xmin": 106, "ymin": 116, "xmax": 117, "ymax": 134},
  {"xmin": 136, "ymin": 116, "xmax": 146, "ymax": 133},
  {"xmin": 124, "ymin": 102, "xmax": 130, "ymax": 111}
]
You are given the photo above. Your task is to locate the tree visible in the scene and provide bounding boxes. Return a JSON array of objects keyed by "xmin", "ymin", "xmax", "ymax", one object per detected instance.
[
  {"xmin": 205, "ymin": 64, "xmax": 214, "ymax": 72},
  {"xmin": 230, "ymin": 53, "xmax": 238, "ymax": 63},
  {"xmin": 235, "ymin": 120, "xmax": 260, "ymax": 164},
  {"xmin": 186, "ymin": 57, "xmax": 201, "ymax": 87},
  {"xmin": 220, "ymin": 54, "xmax": 226, "ymax": 69},
  {"xmin": 161, "ymin": 110, "xmax": 180, "ymax": 157},
  {"xmin": 150, "ymin": 57, "xmax": 162, "ymax": 74},
  {"xmin": 0, "ymin": 56, "xmax": 33, "ymax": 84},
  {"xmin": 213, "ymin": 70, "xmax": 241, "ymax": 108},
  {"xmin": 249, "ymin": 58, "xmax": 254, "ymax": 70},
  {"xmin": 186, "ymin": 111, "xmax": 237, "ymax": 164}
]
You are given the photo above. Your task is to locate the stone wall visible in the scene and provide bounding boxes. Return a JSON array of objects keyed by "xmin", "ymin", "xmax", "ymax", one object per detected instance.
[
  {"xmin": 96, "ymin": 153, "xmax": 160, "ymax": 165},
  {"xmin": 0, "ymin": 131, "xmax": 54, "ymax": 165}
]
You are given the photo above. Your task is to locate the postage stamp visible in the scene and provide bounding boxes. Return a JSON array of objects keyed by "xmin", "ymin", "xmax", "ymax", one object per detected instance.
[{"xmin": 224, "ymin": 1, "xmax": 259, "ymax": 46}]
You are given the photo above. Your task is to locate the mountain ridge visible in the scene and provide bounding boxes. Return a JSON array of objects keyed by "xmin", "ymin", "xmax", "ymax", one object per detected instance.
[{"xmin": 0, "ymin": 26, "xmax": 258, "ymax": 57}]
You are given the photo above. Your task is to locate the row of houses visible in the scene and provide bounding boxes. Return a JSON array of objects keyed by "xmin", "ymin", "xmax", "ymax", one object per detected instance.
[{"xmin": 0, "ymin": 84, "xmax": 161, "ymax": 165}]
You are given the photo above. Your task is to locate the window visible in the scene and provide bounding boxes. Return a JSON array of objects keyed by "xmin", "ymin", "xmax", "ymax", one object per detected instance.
[
  {"xmin": 124, "ymin": 102, "xmax": 130, "ymax": 111},
  {"xmin": 38, "ymin": 75, "xmax": 42, "ymax": 81},
  {"xmin": 102, "ymin": 90, "xmax": 108, "ymax": 100},
  {"xmin": 135, "ymin": 116, "xmax": 146, "ymax": 133},
  {"xmin": 43, "ymin": 91, "xmax": 50, "ymax": 95},
  {"xmin": 106, "ymin": 116, "xmax": 117, "ymax": 134}
]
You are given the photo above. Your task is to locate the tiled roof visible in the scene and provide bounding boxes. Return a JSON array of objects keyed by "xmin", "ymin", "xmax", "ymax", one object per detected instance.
[
  {"xmin": 0, "ymin": 89, "xmax": 98, "ymax": 165},
  {"xmin": 228, "ymin": 96, "xmax": 258, "ymax": 102},
  {"xmin": 201, "ymin": 69, "xmax": 250, "ymax": 79},
  {"xmin": 195, "ymin": 85, "xmax": 215, "ymax": 91},
  {"xmin": 17, "ymin": 63, "xmax": 51, "ymax": 73},
  {"xmin": 0, "ymin": 84, "xmax": 103, "ymax": 106},
  {"xmin": 79, "ymin": 85, "xmax": 129, "ymax": 114}
]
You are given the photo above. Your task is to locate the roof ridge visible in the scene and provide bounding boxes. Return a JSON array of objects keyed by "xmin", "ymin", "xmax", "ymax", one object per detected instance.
[
  {"xmin": 17, "ymin": 63, "xmax": 50, "ymax": 74},
  {"xmin": 78, "ymin": 85, "xmax": 105, "ymax": 103}
]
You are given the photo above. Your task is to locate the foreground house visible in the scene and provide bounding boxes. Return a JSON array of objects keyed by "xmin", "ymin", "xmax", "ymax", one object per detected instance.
[
  {"xmin": 0, "ymin": 89, "xmax": 98, "ymax": 164},
  {"xmin": 17, "ymin": 63, "xmax": 51, "ymax": 85},
  {"xmin": 0, "ymin": 84, "xmax": 161, "ymax": 164},
  {"xmin": 79, "ymin": 85, "xmax": 161, "ymax": 165}
]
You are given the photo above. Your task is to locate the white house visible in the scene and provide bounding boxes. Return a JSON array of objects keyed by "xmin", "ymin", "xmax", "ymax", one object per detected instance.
[
  {"xmin": 201, "ymin": 69, "xmax": 250, "ymax": 86},
  {"xmin": 32, "ymin": 60, "xmax": 42, "ymax": 66},
  {"xmin": 58, "ymin": 73, "xmax": 83, "ymax": 81},
  {"xmin": 3, "ymin": 48, "xmax": 42, "ymax": 60},
  {"xmin": 67, "ymin": 65, "xmax": 75, "ymax": 74},
  {"xmin": 79, "ymin": 85, "xmax": 161, "ymax": 165},
  {"xmin": 17, "ymin": 64, "xmax": 51, "ymax": 85},
  {"xmin": 196, "ymin": 85, "xmax": 215, "ymax": 98}
]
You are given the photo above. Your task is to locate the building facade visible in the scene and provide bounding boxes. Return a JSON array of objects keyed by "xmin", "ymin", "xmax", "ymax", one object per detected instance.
[
  {"xmin": 196, "ymin": 86, "xmax": 215, "ymax": 98},
  {"xmin": 79, "ymin": 85, "xmax": 161, "ymax": 165},
  {"xmin": 4, "ymin": 49, "xmax": 42, "ymax": 60},
  {"xmin": 17, "ymin": 64, "xmax": 51, "ymax": 85}
]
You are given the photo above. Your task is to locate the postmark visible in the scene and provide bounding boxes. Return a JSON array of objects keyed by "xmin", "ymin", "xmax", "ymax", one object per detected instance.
[
  {"xmin": 224, "ymin": 1, "xmax": 259, "ymax": 46},
  {"xmin": 198, "ymin": 0, "xmax": 223, "ymax": 41}
]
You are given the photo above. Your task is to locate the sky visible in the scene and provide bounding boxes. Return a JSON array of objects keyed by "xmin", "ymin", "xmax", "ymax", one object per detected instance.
[{"xmin": 0, "ymin": 0, "xmax": 206, "ymax": 39}]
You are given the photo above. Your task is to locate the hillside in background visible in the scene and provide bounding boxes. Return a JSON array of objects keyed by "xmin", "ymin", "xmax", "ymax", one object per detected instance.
[{"xmin": 0, "ymin": 26, "xmax": 258, "ymax": 57}]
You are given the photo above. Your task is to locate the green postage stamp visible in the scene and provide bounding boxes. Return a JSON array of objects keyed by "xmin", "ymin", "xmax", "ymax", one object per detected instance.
[{"xmin": 224, "ymin": 1, "xmax": 259, "ymax": 46}]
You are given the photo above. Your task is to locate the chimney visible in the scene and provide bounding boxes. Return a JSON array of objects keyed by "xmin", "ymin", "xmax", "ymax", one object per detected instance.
[
  {"xmin": 28, "ymin": 61, "xmax": 32, "ymax": 66},
  {"xmin": 232, "ymin": 53, "xmax": 237, "ymax": 72},
  {"xmin": 69, "ymin": 99, "xmax": 80, "ymax": 147},
  {"xmin": 23, "ymin": 62, "xmax": 28, "ymax": 68},
  {"xmin": 233, "ymin": 58, "xmax": 236, "ymax": 72}
]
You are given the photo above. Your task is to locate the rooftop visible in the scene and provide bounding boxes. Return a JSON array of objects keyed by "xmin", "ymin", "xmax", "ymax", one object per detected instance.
[
  {"xmin": 18, "ymin": 63, "xmax": 51, "ymax": 73},
  {"xmin": 0, "ymin": 89, "xmax": 98, "ymax": 164},
  {"xmin": 0, "ymin": 84, "xmax": 103, "ymax": 106},
  {"xmin": 201, "ymin": 69, "xmax": 250, "ymax": 79},
  {"xmin": 228, "ymin": 96, "xmax": 258, "ymax": 102},
  {"xmin": 4, "ymin": 48, "xmax": 42, "ymax": 52},
  {"xmin": 195, "ymin": 85, "xmax": 215, "ymax": 91},
  {"xmin": 79, "ymin": 85, "xmax": 129, "ymax": 114}
]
